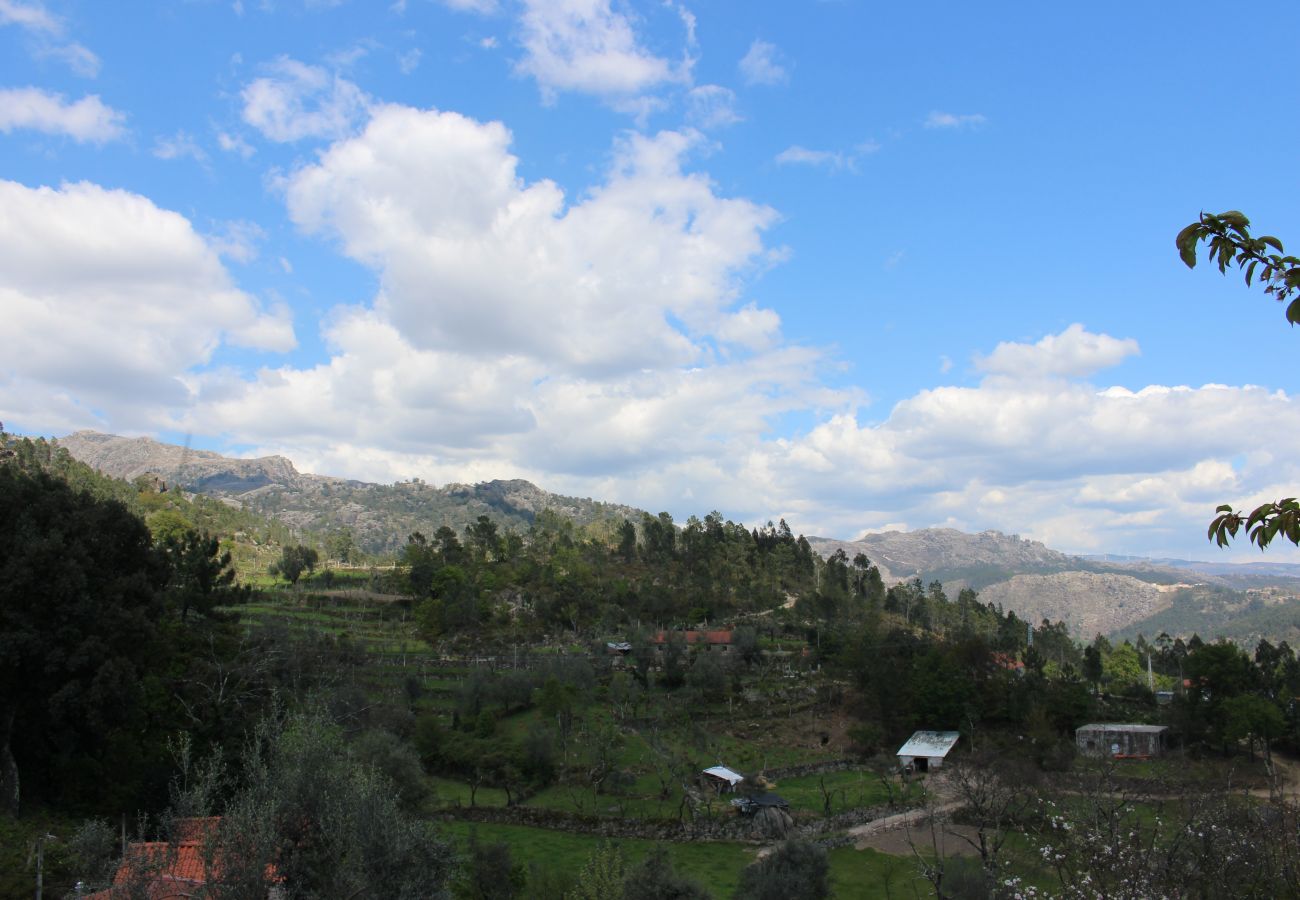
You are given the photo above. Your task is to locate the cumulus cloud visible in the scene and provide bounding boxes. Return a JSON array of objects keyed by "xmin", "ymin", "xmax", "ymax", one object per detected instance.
[
  {"xmin": 0, "ymin": 180, "xmax": 294, "ymax": 432},
  {"xmin": 739, "ymin": 39, "xmax": 786, "ymax": 86},
  {"xmin": 516, "ymin": 0, "xmax": 691, "ymax": 100},
  {"xmin": 924, "ymin": 110, "xmax": 986, "ymax": 129},
  {"xmin": 178, "ymin": 101, "xmax": 844, "ymax": 497},
  {"xmin": 975, "ymin": 323, "xmax": 1139, "ymax": 379},
  {"xmin": 736, "ymin": 326, "xmax": 1300, "ymax": 556},
  {"xmin": 241, "ymin": 57, "xmax": 370, "ymax": 141},
  {"xmin": 283, "ymin": 106, "xmax": 777, "ymax": 372},
  {"xmin": 0, "ymin": 87, "xmax": 125, "ymax": 142}
]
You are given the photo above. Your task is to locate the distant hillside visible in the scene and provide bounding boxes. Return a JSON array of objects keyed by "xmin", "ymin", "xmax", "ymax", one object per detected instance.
[
  {"xmin": 809, "ymin": 528, "xmax": 1081, "ymax": 588},
  {"xmin": 59, "ymin": 430, "xmax": 1300, "ymax": 642},
  {"xmin": 58, "ymin": 431, "xmax": 648, "ymax": 554},
  {"xmin": 2, "ymin": 433, "xmax": 290, "ymax": 578},
  {"xmin": 807, "ymin": 529, "xmax": 1254, "ymax": 639},
  {"xmin": 978, "ymin": 572, "xmax": 1176, "ymax": 638},
  {"xmin": 1111, "ymin": 584, "xmax": 1300, "ymax": 647}
]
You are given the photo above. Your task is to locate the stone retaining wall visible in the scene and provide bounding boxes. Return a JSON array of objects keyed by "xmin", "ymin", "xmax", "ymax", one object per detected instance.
[{"xmin": 439, "ymin": 797, "xmax": 919, "ymax": 845}]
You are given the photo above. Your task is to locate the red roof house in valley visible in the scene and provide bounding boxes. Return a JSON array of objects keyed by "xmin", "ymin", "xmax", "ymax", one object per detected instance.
[
  {"xmin": 653, "ymin": 629, "xmax": 734, "ymax": 650},
  {"xmin": 84, "ymin": 818, "xmax": 282, "ymax": 899}
]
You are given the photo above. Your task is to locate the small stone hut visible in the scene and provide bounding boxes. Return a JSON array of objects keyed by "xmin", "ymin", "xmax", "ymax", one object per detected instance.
[{"xmin": 1075, "ymin": 723, "xmax": 1168, "ymax": 758}]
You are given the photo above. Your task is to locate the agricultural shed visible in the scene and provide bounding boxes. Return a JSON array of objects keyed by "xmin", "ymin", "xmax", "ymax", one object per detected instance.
[
  {"xmin": 896, "ymin": 730, "xmax": 961, "ymax": 772},
  {"xmin": 701, "ymin": 764, "xmax": 744, "ymax": 793},
  {"xmin": 1075, "ymin": 723, "xmax": 1168, "ymax": 759}
]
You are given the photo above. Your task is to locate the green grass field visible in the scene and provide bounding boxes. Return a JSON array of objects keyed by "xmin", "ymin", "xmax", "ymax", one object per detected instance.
[{"xmin": 437, "ymin": 820, "xmax": 936, "ymax": 899}]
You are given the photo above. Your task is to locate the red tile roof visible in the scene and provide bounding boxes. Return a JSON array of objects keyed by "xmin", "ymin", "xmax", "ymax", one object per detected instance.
[
  {"xmin": 84, "ymin": 817, "xmax": 279, "ymax": 899},
  {"xmin": 653, "ymin": 629, "xmax": 733, "ymax": 645}
]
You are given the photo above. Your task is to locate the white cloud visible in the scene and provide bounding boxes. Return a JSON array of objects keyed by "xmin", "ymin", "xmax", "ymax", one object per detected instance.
[
  {"xmin": 283, "ymin": 107, "xmax": 777, "ymax": 372},
  {"xmin": 734, "ymin": 325, "xmax": 1300, "ymax": 556},
  {"xmin": 0, "ymin": 0, "xmax": 58, "ymax": 33},
  {"xmin": 179, "ymin": 102, "xmax": 839, "ymax": 495},
  {"xmin": 739, "ymin": 39, "xmax": 786, "ymax": 86},
  {"xmin": 775, "ymin": 139, "xmax": 879, "ymax": 173},
  {"xmin": 0, "ymin": 180, "xmax": 294, "ymax": 432},
  {"xmin": 924, "ymin": 110, "xmax": 986, "ymax": 130},
  {"xmin": 0, "ymin": 87, "xmax": 125, "ymax": 142},
  {"xmin": 217, "ymin": 130, "xmax": 256, "ymax": 158},
  {"xmin": 516, "ymin": 0, "xmax": 691, "ymax": 100},
  {"xmin": 208, "ymin": 219, "xmax": 266, "ymax": 263},
  {"xmin": 975, "ymin": 323, "xmax": 1139, "ymax": 379},
  {"xmin": 398, "ymin": 48, "xmax": 421, "ymax": 73},
  {"xmin": 435, "ymin": 0, "xmax": 497, "ymax": 11},
  {"xmin": 241, "ymin": 57, "xmax": 370, "ymax": 142},
  {"xmin": 35, "ymin": 40, "xmax": 99, "ymax": 77},
  {"xmin": 685, "ymin": 84, "xmax": 740, "ymax": 129},
  {"xmin": 153, "ymin": 130, "xmax": 209, "ymax": 164},
  {"xmin": 775, "ymin": 145, "xmax": 850, "ymax": 171},
  {"xmin": 0, "ymin": 2, "xmax": 100, "ymax": 77}
]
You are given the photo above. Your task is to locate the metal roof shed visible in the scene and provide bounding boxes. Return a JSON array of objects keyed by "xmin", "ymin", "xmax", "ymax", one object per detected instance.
[
  {"xmin": 701, "ymin": 765, "xmax": 744, "ymax": 793},
  {"xmin": 1075, "ymin": 723, "xmax": 1168, "ymax": 759},
  {"xmin": 897, "ymin": 730, "xmax": 961, "ymax": 772}
]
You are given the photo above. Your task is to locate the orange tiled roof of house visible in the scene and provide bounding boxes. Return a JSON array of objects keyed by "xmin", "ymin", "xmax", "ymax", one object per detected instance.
[
  {"xmin": 992, "ymin": 652, "xmax": 1025, "ymax": 671},
  {"xmin": 653, "ymin": 629, "xmax": 733, "ymax": 645},
  {"xmin": 84, "ymin": 817, "xmax": 279, "ymax": 899}
]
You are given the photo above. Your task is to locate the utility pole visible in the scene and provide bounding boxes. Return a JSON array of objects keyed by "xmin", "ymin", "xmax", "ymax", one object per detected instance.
[{"xmin": 31, "ymin": 832, "xmax": 55, "ymax": 900}]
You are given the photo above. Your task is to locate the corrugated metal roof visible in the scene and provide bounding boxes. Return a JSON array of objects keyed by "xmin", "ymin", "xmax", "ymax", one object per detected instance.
[
  {"xmin": 702, "ymin": 765, "xmax": 744, "ymax": 784},
  {"xmin": 1076, "ymin": 723, "xmax": 1168, "ymax": 734},
  {"xmin": 897, "ymin": 730, "xmax": 961, "ymax": 758}
]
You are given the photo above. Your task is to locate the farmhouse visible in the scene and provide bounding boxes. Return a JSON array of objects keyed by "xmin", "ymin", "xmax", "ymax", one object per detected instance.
[
  {"xmin": 1075, "ymin": 723, "xmax": 1168, "ymax": 758},
  {"xmin": 896, "ymin": 730, "xmax": 961, "ymax": 772},
  {"xmin": 85, "ymin": 817, "xmax": 283, "ymax": 899}
]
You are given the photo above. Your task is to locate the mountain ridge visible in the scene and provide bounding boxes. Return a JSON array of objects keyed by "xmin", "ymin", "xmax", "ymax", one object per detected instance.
[
  {"xmin": 57, "ymin": 431, "xmax": 647, "ymax": 554},
  {"xmin": 56, "ymin": 430, "xmax": 1300, "ymax": 640}
]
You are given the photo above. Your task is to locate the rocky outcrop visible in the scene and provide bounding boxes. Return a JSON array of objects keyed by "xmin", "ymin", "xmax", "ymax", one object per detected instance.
[
  {"xmin": 808, "ymin": 528, "xmax": 1077, "ymax": 585},
  {"xmin": 978, "ymin": 571, "xmax": 1170, "ymax": 637}
]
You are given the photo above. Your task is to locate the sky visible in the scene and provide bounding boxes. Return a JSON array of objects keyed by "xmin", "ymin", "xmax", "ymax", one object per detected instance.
[{"xmin": 3, "ymin": 0, "xmax": 1300, "ymax": 562}]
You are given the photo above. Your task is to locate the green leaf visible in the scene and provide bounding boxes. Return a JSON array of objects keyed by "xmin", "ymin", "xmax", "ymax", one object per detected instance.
[
  {"xmin": 1176, "ymin": 222, "xmax": 1202, "ymax": 269},
  {"xmin": 1260, "ymin": 235, "xmax": 1284, "ymax": 253},
  {"xmin": 1218, "ymin": 210, "xmax": 1250, "ymax": 228}
]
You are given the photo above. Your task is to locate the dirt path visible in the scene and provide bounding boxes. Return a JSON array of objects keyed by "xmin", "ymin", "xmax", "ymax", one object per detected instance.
[{"xmin": 844, "ymin": 773, "xmax": 962, "ymax": 852}]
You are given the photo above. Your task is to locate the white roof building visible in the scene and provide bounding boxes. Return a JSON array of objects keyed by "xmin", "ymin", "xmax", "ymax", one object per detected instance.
[
  {"xmin": 897, "ymin": 730, "xmax": 961, "ymax": 771},
  {"xmin": 701, "ymin": 765, "xmax": 744, "ymax": 787}
]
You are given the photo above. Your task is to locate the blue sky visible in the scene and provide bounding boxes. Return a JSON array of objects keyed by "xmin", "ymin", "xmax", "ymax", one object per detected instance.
[{"xmin": 4, "ymin": 0, "xmax": 1300, "ymax": 561}]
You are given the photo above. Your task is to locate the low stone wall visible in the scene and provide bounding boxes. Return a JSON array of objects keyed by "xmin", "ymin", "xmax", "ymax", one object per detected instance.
[
  {"xmin": 765, "ymin": 758, "xmax": 861, "ymax": 780},
  {"xmin": 439, "ymin": 797, "xmax": 920, "ymax": 845},
  {"xmin": 440, "ymin": 804, "xmax": 763, "ymax": 843}
]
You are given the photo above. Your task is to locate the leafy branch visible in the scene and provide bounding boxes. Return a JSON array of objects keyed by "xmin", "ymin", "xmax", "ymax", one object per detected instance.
[
  {"xmin": 1208, "ymin": 499, "xmax": 1300, "ymax": 550},
  {"xmin": 1178, "ymin": 211, "xmax": 1300, "ymax": 549},
  {"xmin": 1176, "ymin": 210, "xmax": 1300, "ymax": 322}
]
